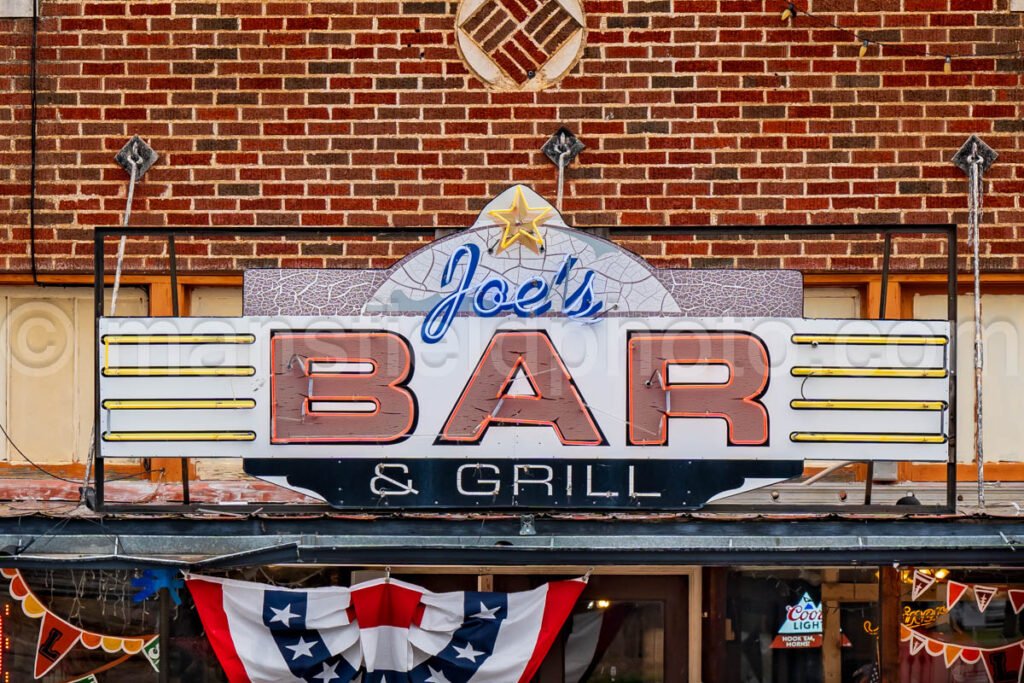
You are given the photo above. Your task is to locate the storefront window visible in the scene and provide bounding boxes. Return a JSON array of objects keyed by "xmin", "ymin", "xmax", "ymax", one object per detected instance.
[
  {"xmin": 564, "ymin": 600, "xmax": 665, "ymax": 683},
  {"xmin": 899, "ymin": 569, "xmax": 1024, "ymax": 683},
  {"xmin": 724, "ymin": 569, "xmax": 879, "ymax": 683}
]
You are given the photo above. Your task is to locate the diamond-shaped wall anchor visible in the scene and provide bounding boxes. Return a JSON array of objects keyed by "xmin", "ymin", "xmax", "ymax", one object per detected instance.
[
  {"xmin": 114, "ymin": 135, "xmax": 158, "ymax": 180},
  {"xmin": 542, "ymin": 127, "xmax": 585, "ymax": 169},
  {"xmin": 952, "ymin": 134, "xmax": 997, "ymax": 175}
]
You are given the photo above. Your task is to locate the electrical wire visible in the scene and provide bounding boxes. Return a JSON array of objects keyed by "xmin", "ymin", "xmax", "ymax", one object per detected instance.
[
  {"xmin": 776, "ymin": 1, "xmax": 1024, "ymax": 61},
  {"xmin": 0, "ymin": 420, "xmax": 82, "ymax": 484}
]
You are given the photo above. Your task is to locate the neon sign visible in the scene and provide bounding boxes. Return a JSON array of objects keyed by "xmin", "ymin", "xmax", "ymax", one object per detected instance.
[{"xmin": 420, "ymin": 243, "xmax": 603, "ymax": 344}]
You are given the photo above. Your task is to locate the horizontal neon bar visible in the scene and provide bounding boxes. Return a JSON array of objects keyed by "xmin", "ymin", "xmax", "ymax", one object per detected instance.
[
  {"xmin": 791, "ymin": 367, "xmax": 947, "ymax": 378},
  {"xmin": 103, "ymin": 367, "xmax": 256, "ymax": 377},
  {"xmin": 102, "ymin": 399, "xmax": 256, "ymax": 410},
  {"xmin": 792, "ymin": 335, "xmax": 947, "ymax": 346},
  {"xmin": 790, "ymin": 432, "xmax": 947, "ymax": 444},
  {"xmin": 790, "ymin": 400, "xmax": 946, "ymax": 411},
  {"xmin": 103, "ymin": 335, "xmax": 255, "ymax": 344},
  {"xmin": 103, "ymin": 431, "xmax": 256, "ymax": 442}
]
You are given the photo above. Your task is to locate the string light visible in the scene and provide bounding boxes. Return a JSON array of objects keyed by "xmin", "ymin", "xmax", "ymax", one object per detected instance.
[{"xmin": 773, "ymin": 1, "xmax": 1024, "ymax": 71}]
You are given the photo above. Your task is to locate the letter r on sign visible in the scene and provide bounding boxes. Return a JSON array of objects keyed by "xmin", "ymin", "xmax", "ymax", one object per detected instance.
[{"xmin": 627, "ymin": 331, "xmax": 770, "ymax": 447}]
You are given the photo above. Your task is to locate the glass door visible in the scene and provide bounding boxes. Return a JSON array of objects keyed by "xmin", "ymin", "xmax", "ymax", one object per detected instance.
[{"xmin": 497, "ymin": 575, "xmax": 689, "ymax": 683}]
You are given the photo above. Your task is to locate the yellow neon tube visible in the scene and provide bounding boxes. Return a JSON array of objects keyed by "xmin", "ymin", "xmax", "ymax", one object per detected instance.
[
  {"xmin": 790, "ymin": 400, "xmax": 946, "ymax": 411},
  {"xmin": 103, "ymin": 431, "xmax": 256, "ymax": 442},
  {"xmin": 102, "ymin": 399, "xmax": 256, "ymax": 410},
  {"xmin": 102, "ymin": 335, "xmax": 255, "ymax": 344},
  {"xmin": 790, "ymin": 432, "xmax": 947, "ymax": 444},
  {"xmin": 103, "ymin": 367, "xmax": 256, "ymax": 377},
  {"xmin": 791, "ymin": 335, "xmax": 947, "ymax": 346},
  {"xmin": 791, "ymin": 367, "xmax": 947, "ymax": 378}
]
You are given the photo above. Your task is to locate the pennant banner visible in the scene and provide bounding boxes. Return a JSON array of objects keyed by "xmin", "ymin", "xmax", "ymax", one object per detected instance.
[
  {"xmin": 913, "ymin": 570, "xmax": 938, "ymax": 601},
  {"xmin": 976, "ymin": 585, "xmax": 1000, "ymax": 613},
  {"xmin": 901, "ymin": 625, "xmax": 1024, "ymax": 683},
  {"xmin": 1, "ymin": 568, "xmax": 157, "ymax": 679},
  {"xmin": 1010, "ymin": 590, "xmax": 1024, "ymax": 616},
  {"xmin": 948, "ymin": 581, "xmax": 969, "ymax": 610},
  {"xmin": 187, "ymin": 573, "xmax": 586, "ymax": 683}
]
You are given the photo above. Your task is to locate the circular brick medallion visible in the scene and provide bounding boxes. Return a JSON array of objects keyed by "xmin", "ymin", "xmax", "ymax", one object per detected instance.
[{"xmin": 455, "ymin": 0, "xmax": 586, "ymax": 91}]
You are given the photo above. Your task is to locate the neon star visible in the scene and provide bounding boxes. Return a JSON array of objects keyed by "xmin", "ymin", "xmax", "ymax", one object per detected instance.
[
  {"xmin": 285, "ymin": 637, "xmax": 316, "ymax": 660},
  {"xmin": 268, "ymin": 603, "xmax": 298, "ymax": 627},
  {"xmin": 453, "ymin": 641, "xmax": 485, "ymax": 663},
  {"xmin": 488, "ymin": 187, "xmax": 550, "ymax": 255}
]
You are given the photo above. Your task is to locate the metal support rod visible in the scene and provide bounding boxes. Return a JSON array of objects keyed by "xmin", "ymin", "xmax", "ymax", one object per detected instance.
[
  {"xmin": 947, "ymin": 225, "xmax": 959, "ymax": 512},
  {"xmin": 864, "ymin": 231, "xmax": 892, "ymax": 505},
  {"xmin": 969, "ymin": 155, "xmax": 985, "ymax": 509},
  {"xmin": 94, "ymin": 234, "xmax": 105, "ymax": 512},
  {"xmin": 159, "ymin": 588, "xmax": 170, "ymax": 683},
  {"xmin": 167, "ymin": 234, "xmax": 190, "ymax": 505}
]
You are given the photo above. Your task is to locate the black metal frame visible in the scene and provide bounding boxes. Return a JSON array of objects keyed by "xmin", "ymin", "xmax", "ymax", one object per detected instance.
[{"xmin": 92, "ymin": 224, "xmax": 959, "ymax": 515}]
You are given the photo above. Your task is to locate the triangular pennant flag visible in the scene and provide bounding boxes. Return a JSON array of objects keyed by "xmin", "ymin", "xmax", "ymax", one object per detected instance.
[
  {"xmin": 913, "ymin": 570, "xmax": 938, "ymax": 600},
  {"xmin": 948, "ymin": 581, "xmax": 969, "ymax": 609},
  {"xmin": 143, "ymin": 636, "xmax": 160, "ymax": 673},
  {"xmin": 34, "ymin": 611, "xmax": 83, "ymax": 678},
  {"xmin": 1008, "ymin": 589, "xmax": 1024, "ymax": 615},
  {"xmin": 975, "ymin": 585, "xmax": 999, "ymax": 613},
  {"xmin": 981, "ymin": 642, "xmax": 1024, "ymax": 683},
  {"xmin": 910, "ymin": 630, "xmax": 928, "ymax": 656},
  {"xmin": 944, "ymin": 644, "xmax": 964, "ymax": 668},
  {"xmin": 68, "ymin": 675, "xmax": 99, "ymax": 683}
]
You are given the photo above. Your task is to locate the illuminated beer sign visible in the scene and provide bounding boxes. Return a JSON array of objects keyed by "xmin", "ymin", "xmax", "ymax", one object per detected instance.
[{"xmin": 98, "ymin": 186, "xmax": 951, "ymax": 509}]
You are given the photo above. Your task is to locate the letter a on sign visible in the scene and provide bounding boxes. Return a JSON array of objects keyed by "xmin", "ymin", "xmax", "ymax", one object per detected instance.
[
  {"xmin": 439, "ymin": 331, "xmax": 605, "ymax": 445},
  {"xmin": 627, "ymin": 332, "xmax": 770, "ymax": 446},
  {"xmin": 271, "ymin": 332, "xmax": 416, "ymax": 444}
]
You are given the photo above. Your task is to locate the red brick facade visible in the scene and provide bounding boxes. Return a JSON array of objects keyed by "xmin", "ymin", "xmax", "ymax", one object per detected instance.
[{"xmin": 1, "ymin": 0, "xmax": 1023, "ymax": 274}]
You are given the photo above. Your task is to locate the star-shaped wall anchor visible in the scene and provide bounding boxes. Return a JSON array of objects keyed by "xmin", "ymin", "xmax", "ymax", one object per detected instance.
[{"xmin": 488, "ymin": 187, "xmax": 551, "ymax": 255}]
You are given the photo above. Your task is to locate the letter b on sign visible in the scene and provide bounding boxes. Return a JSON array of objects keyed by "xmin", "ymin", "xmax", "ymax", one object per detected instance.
[{"xmin": 271, "ymin": 332, "xmax": 416, "ymax": 444}]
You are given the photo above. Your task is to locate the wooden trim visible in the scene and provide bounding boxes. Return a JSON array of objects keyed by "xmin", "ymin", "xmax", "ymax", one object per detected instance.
[
  {"xmin": 0, "ymin": 274, "xmax": 243, "ymax": 286},
  {"xmin": 880, "ymin": 567, "xmax": 901, "ymax": 683}
]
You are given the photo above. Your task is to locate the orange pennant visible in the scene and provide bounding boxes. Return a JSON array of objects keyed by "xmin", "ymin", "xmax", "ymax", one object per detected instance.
[
  {"xmin": 943, "ymin": 644, "xmax": 964, "ymax": 668},
  {"xmin": 34, "ymin": 611, "xmax": 82, "ymax": 678}
]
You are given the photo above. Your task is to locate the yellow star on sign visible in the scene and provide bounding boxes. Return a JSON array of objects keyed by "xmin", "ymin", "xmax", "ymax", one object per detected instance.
[{"xmin": 488, "ymin": 187, "xmax": 551, "ymax": 255}]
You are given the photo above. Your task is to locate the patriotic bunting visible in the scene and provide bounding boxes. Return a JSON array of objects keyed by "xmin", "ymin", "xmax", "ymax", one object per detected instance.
[
  {"xmin": 912, "ymin": 570, "xmax": 938, "ymax": 600},
  {"xmin": 1, "ymin": 568, "xmax": 158, "ymax": 679},
  {"xmin": 975, "ymin": 585, "xmax": 1000, "ymax": 613},
  {"xmin": 901, "ymin": 625, "xmax": 1024, "ymax": 683},
  {"xmin": 187, "ymin": 573, "xmax": 586, "ymax": 683}
]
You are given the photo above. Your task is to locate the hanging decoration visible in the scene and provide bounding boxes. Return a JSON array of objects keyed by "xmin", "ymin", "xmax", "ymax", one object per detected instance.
[
  {"xmin": 975, "ymin": 585, "xmax": 1000, "ymax": 613},
  {"xmin": 939, "ymin": 579, "xmax": 1024, "ymax": 613},
  {"xmin": 69, "ymin": 675, "xmax": 99, "ymax": 683},
  {"xmin": 0, "ymin": 568, "xmax": 158, "ymax": 679},
  {"xmin": 131, "ymin": 569, "xmax": 184, "ymax": 607},
  {"xmin": 901, "ymin": 625, "xmax": 1024, "ymax": 683},
  {"xmin": 1009, "ymin": 590, "xmax": 1024, "ymax": 615},
  {"xmin": 948, "ymin": 581, "xmax": 969, "ymax": 610},
  {"xmin": 187, "ymin": 573, "xmax": 586, "ymax": 683},
  {"xmin": 913, "ymin": 570, "xmax": 938, "ymax": 600}
]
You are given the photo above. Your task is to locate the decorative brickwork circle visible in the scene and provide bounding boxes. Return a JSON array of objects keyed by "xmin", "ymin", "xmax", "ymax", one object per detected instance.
[{"xmin": 455, "ymin": 0, "xmax": 586, "ymax": 91}]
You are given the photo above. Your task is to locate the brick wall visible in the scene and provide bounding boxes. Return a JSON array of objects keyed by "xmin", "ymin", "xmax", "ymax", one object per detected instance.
[{"xmin": 1, "ymin": 0, "xmax": 1023, "ymax": 274}]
